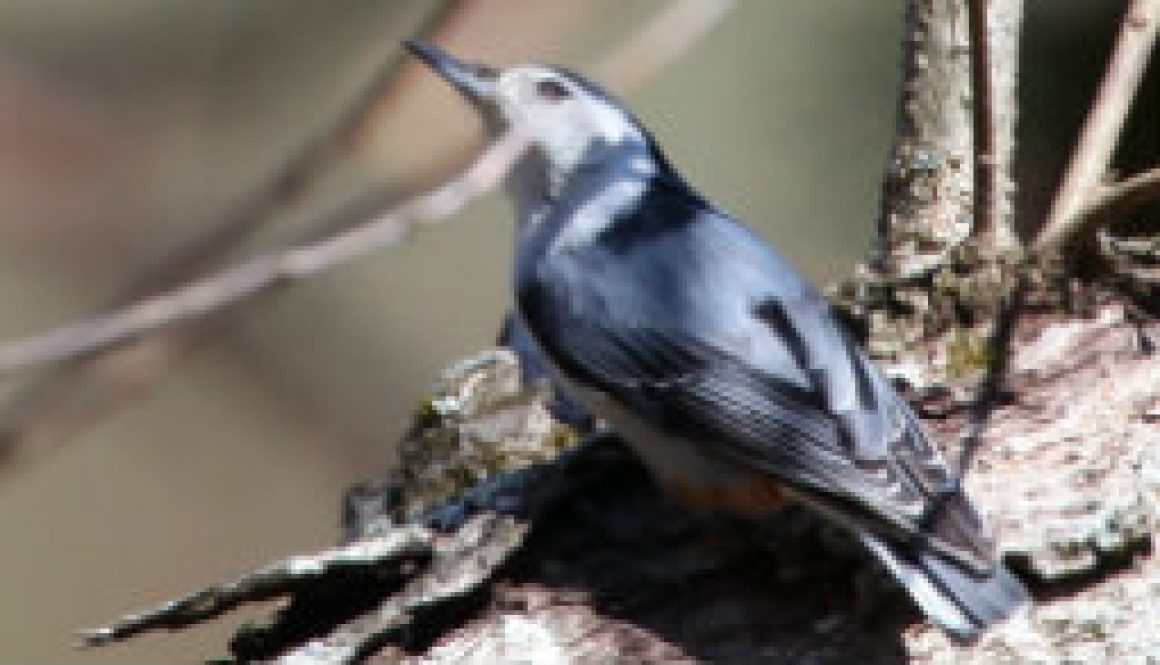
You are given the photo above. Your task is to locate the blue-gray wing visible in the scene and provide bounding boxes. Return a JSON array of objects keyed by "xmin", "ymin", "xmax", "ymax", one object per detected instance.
[{"xmin": 517, "ymin": 189, "xmax": 995, "ymax": 571}]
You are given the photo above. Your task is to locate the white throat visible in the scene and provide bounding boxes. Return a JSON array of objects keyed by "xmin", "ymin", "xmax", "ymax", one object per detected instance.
[{"xmin": 507, "ymin": 139, "xmax": 657, "ymax": 252}]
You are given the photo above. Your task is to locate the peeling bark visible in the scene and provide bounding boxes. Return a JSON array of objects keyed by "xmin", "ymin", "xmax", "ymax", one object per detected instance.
[{"xmin": 86, "ymin": 312, "xmax": 1159, "ymax": 663}]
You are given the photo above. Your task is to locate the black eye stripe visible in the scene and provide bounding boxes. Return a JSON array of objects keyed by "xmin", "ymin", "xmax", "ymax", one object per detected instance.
[{"xmin": 535, "ymin": 78, "xmax": 571, "ymax": 100}]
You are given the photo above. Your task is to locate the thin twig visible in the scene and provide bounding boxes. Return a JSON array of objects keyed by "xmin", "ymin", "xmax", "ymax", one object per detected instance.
[
  {"xmin": 0, "ymin": 130, "xmax": 530, "ymax": 377},
  {"xmin": 1033, "ymin": 0, "xmax": 1160, "ymax": 254},
  {"xmin": 1066, "ymin": 165, "xmax": 1160, "ymax": 241},
  {"xmin": 967, "ymin": 0, "xmax": 1000, "ymax": 242},
  {"xmin": 0, "ymin": 2, "xmax": 470, "ymax": 461},
  {"xmin": 117, "ymin": 2, "xmax": 466, "ymax": 303}
]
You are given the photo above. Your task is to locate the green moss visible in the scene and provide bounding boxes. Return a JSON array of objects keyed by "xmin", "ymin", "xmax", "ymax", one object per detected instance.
[
  {"xmin": 945, "ymin": 328, "xmax": 991, "ymax": 379},
  {"xmin": 542, "ymin": 426, "xmax": 580, "ymax": 452},
  {"xmin": 413, "ymin": 397, "xmax": 444, "ymax": 429}
]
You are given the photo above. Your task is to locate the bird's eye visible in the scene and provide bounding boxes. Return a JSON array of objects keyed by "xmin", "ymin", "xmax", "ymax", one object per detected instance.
[{"xmin": 535, "ymin": 79, "xmax": 571, "ymax": 101}]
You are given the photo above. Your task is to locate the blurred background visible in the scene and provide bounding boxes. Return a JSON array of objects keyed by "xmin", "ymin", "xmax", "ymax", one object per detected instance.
[{"xmin": 0, "ymin": 1, "xmax": 1152, "ymax": 661}]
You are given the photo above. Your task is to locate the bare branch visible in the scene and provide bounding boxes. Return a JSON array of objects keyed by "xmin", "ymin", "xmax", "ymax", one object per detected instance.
[
  {"xmin": 0, "ymin": 0, "xmax": 736, "ymax": 459},
  {"xmin": 0, "ymin": 130, "xmax": 530, "ymax": 377},
  {"xmin": 591, "ymin": 0, "xmax": 734, "ymax": 88},
  {"xmin": 1088, "ymin": 165, "xmax": 1160, "ymax": 216},
  {"xmin": 1065, "ymin": 165, "xmax": 1160, "ymax": 246},
  {"xmin": 1033, "ymin": 0, "xmax": 1160, "ymax": 254},
  {"xmin": 113, "ymin": 2, "xmax": 466, "ymax": 302},
  {"xmin": 0, "ymin": 2, "xmax": 469, "ymax": 463},
  {"xmin": 878, "ymin": 0, "xmax": 977, "ymax": 275}
]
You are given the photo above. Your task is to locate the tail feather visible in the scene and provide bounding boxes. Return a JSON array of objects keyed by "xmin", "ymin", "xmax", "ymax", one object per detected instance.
[{"xmin": 861, "ymin": 532, "xmax": 1030, "ymax": 643}]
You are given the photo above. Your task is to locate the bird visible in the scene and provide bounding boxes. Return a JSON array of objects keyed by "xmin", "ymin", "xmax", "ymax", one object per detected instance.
[{"xmin": 405, "ymin": 39, "xmax": 1030, "ymax": 643}]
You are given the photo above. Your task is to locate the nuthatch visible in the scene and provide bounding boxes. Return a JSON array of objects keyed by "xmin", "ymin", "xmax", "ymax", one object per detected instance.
[{"xmin": 407, "ymin": 39, "xmax": 1029, "ymax": 642}]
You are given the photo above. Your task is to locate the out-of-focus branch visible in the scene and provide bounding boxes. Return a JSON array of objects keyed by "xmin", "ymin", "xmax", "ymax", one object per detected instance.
[
  {"xmin": 0, "ymin": 0, "xmax": 733, "ymax": 376},
  {"xmin": 591, "ymin": 0, "xmax": 733, "ymax": 87},
  {"xmin": 0, "ymin": 0, "xmax": 736, "ymax": 465},
  {"xmin": 0, "ymin": 129, "xmax": 530, "ymax": 377},
  {"xmin": 0, "ymin": 1, "xmax": 468, "ymax": 463},
  {"xmin": 1033, "ymin": 0, "xmax": 1160, "ymax": 254},
  {"xmin": 115, "ymin": 3, "xmax": 465, "ymax": 304}
]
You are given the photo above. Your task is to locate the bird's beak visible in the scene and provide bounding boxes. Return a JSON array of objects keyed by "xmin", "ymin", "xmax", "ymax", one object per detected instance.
[{"xmin": 405, "ymin": 39, "xmax": 498, "ymax": 109}]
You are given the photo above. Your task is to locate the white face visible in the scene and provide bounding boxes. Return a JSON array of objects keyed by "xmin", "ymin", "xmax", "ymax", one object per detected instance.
[{"xmin": 492, "ymin": 66, "xmax": 651, "ymax": 178}]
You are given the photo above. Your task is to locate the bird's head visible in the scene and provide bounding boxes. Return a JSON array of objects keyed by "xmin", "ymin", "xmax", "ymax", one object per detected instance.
[{"xmin": 406, "ymin": 40, "xmax": 668, "ymax": 198}]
